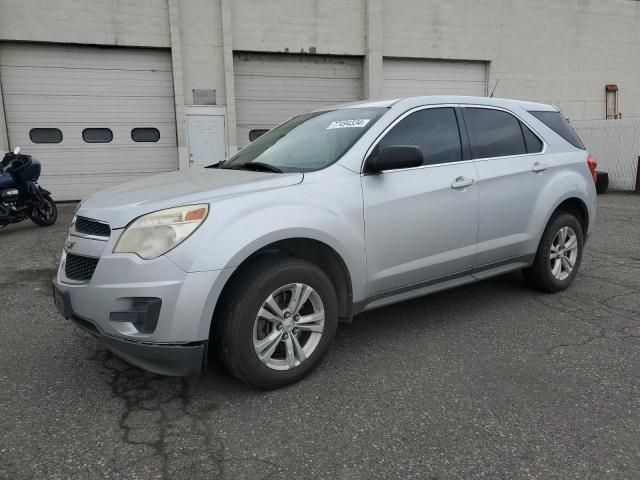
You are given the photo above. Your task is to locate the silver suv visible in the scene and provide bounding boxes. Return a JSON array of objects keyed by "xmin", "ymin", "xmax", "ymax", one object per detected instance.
[{"xmin": 52, "ymin": 96, "xmax": 597, "ymax": 388}]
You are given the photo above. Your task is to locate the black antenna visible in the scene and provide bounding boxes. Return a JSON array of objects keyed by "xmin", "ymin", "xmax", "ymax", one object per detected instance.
[{"xmin": 490, "ymin": 79, "xmax": 500, "ymax": 98}]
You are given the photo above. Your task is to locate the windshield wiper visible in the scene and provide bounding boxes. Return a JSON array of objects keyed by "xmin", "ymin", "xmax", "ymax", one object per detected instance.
[
  {"xmin": 205, "ymin": 160, "xmax": 225, "ymax": 169},
  {"xmin": 228, "ymin": 162, "xmax": 283, "ymax": 173}
]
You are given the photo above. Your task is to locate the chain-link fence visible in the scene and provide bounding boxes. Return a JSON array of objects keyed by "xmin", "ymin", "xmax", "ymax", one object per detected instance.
[{"xmin": 571, "ymin": 118, "xmax": 640, "ymax": 191}]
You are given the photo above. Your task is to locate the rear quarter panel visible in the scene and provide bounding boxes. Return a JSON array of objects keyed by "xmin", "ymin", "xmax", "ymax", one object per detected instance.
[{"xmin": 528, "ymin": 151, "xmax": 597, "ymax": 250}]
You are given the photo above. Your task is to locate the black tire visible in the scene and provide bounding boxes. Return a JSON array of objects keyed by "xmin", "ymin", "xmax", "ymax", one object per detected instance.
[
  {"xmin": 214, "ymin": 256, "xmax": 339, "ymax": 389},
  {"xmin": 30, "ymin": 195, "xmax": 57, "ymax": 227},
  {"xmin": 523, "ymin": 212, "xmax": 584, "ymax": 293}
]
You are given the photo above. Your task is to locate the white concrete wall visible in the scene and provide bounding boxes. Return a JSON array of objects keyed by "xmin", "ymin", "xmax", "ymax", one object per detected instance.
[
  {"xmin": 0, "ymin": 0, "xmax": 170, "ymax": 47},
  {"xmin": 177, "ymin": 0, "xmax": 226, "ymax": 105},
  {"xmin": 383, "ymin": 0, "xmax": 640, "ymax": 120},
  {"xmin": 2, "ymin": 0, "xmax": 640, "ymax": 136},
  {"xmin": 230, "ymin": 0, "xmax": 366, "ymax": 55}
]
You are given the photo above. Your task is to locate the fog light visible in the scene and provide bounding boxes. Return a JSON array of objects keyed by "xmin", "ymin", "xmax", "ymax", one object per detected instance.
[{"xmin": 109, "ymin": 298, "xmax": 162, "ymax": 334}]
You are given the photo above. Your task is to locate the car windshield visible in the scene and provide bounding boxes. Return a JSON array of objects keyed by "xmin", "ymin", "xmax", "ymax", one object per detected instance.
[{"xmin": 222, "ymin": 108, "xmax": 387, "ymax": 173}]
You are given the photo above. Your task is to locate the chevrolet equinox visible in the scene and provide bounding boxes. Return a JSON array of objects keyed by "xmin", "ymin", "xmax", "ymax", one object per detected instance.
[{"xmin": 52, "ymin": 96, "xmax": 597, "ymax": 389}]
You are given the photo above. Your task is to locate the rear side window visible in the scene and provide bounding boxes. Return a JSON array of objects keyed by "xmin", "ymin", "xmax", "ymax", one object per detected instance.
[
  {"xmin": 462, "ymin": 108, "xmax": 526, "ymax": 159},
  {"xmin": 529, "ymin": 111, "xmax": 585, "ymax": 149},
  {"xmin": 378, "ymin": 107, "xmax": 462, "ymax": 165},
  {"xmin": 520, "ymin": 122, "xmax": 543, "ymax": 153}
]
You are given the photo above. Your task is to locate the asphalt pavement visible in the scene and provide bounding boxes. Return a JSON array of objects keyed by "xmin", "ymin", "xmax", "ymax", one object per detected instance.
[{"xmin": 1, "ymin": 194, "xmax": 639, "ymax": 479}]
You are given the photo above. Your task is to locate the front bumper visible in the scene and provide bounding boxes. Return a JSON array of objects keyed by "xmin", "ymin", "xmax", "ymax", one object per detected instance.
[
  {"xmin": 52, "ymin": 277, "xmax": 207, "ymax": 376},
  {"xmin": 53, "ymin": 224, "xmax": 235, "ymax": 376}
]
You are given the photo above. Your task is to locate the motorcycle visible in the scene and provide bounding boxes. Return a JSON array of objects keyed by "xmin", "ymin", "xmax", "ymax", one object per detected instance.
[{"xmin": 0, "ymin": 146, "xmax": 57, "ymax": 229}]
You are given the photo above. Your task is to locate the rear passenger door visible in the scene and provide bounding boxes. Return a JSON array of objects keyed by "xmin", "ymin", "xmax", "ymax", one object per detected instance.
[
  {"xmin": 461, "ymin": 106, "xmax": 546, "ymax": 272},
  {"xmin": 362, "ymin": 106, "xmax": 479, "ymax": 297}
]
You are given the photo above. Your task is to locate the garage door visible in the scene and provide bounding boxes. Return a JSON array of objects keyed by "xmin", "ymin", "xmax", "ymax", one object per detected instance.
[
  {"xmin": 0, "ymin": 43, "xmax": 178, "ymax": 200},
  {"xmin": 383, "ymin": 58, "xmax": 487, "ymax": 99},
  {"xmin": 234, "ymin": 53, "xmax": 363, "ymax": 148}
]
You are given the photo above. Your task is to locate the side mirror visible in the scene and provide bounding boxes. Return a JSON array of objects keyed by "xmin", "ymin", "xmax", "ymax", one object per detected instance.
[
  {"xmin": 365, "ymin": 145, "xmax": 423, "ymax": 174},
  {"xmin": 13, "ymin": 146, "xmax": 20, "ymax": 155}
]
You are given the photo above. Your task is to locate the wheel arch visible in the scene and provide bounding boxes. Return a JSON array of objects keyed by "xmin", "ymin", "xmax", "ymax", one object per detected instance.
[
  {"xmin": 549, "ymin": 196, "xmax": 590, "ymax": 236},
  {"xmin": 209, "ymin": 237, "xmax": 355, "ymax": 343}
]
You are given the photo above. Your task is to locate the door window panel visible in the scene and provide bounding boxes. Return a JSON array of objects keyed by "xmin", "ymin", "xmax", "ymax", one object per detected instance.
[
  {"xmin": 82, "ymin": 128, "xmax": 113, "ymax": 143},
  {"xmin": 378, "ymin": 108, "xmax": 462, "ymax": 165},
  {"xmin": 463, "ymin": 108, "xmax": 526, "ymax": 159},
  {"xmin": 29, "ymin": 128, "xmax": 63, "ymax": 144},
  {"xmin": 131, "ymin": 128, "xmax": 160, "ymax": 143}
]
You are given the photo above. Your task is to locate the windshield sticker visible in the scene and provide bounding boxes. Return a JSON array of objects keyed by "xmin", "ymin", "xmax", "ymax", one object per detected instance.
[{"xmin": 326, "ymin": 119, "xmax": 371, "ymax": 130}]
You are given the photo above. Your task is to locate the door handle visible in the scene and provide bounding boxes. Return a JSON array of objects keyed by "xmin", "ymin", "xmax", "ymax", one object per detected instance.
[
  {"xmin": 532, "ymin": 162, "xmax": 548, "ymax": 173},
  {"xmin": 451, "ymin": 176, "xmax": 474, "ymax": 189}
]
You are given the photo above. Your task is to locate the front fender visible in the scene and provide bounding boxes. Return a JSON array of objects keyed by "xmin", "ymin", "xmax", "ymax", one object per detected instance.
[{"xmin": 166, "ymin": 172, "xmax": 366, "ymax": 301}]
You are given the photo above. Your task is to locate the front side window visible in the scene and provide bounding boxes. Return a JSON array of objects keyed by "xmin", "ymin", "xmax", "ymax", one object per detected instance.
[
  {"xmin": 223, "ymin": 108, "xmax": 386, "ymax": 173},
  {"xmin": 463, "ymin": 108, "xmax": 526, "ymax": 159},
  {"xmin": 376, "ymin": 107, "xmax": 462, "ymax": 165}
]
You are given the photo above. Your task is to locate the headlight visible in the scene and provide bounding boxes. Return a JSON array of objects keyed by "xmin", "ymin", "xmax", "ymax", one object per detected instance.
[{"xmin": 114, "ymin": 204, "xmax": 209, "ymax": 259}]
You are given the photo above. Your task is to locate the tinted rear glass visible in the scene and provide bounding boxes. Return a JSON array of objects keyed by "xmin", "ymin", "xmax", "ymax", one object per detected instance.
[
  {"xmin": 520, "ymin": 122, "xmax": 543, "ymax": 153},
  {"xmin": 529, "ymin": 111, "xmax": 585, "ymax": 149}
]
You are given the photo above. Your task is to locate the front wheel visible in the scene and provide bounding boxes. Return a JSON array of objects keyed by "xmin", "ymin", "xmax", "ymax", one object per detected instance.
[
  {"xmin": 523, "ymin": 212, "xmax": 584, "ymax": 292},
  {"xmin": 30, "ymin": 195, "xmax": 57, "ymax": 227},
  {"xmin": 214, "ymin": 256, "xmax": 339, "ymax": 389}
]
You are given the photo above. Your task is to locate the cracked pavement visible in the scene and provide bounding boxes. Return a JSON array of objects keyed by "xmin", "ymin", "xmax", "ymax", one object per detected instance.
[{"xmin": 1, "ymin": 194, "xmax": 639, "ymax": 479}]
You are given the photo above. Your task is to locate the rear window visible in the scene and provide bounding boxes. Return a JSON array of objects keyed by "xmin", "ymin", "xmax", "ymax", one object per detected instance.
[{"xmin": 529, "ymin": 111, "xmax": 585, "ymax": 149}]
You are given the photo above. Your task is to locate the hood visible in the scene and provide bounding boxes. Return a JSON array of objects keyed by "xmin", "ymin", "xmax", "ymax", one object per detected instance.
[{"xmin": 78, "ymin": 168, "xmax": 303, "ymax": 228}]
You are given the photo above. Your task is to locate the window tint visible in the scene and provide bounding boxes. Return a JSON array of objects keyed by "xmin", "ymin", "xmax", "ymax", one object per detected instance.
[
  {"xmin": 29, "ymin": 128, "xmax": 63, "ymax": 144},
  {"xmin": 529, "ymin": 111, "xmax": 585, "ymax": 149},
  {"xmin": 82, "ymin": 128, "xmax": 113, "ymax": 143},
  {"xmin": 131, "ymin": 128, "xmax": 160, "ymax": 143},
  {"xmin": 377, "ymin": 108, "xmax": 462, "ymax": 165},
  {"xmin": 463, "ymin": 108, "xmax": 526, "ymax": 159},
  {"xmin": 249, "ymin": 129, "xmax": 269, "ymax": 142},
  {"xmin": 520, "ymin": 122, "xmax": 543, "ymax": 153}
]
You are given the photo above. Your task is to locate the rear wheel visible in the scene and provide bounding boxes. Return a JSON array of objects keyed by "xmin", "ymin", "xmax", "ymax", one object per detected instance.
[
  {"xmin": 523, "ymin": 212, "xmax": 584, "ymax": 292},
  {"xmin": 30, "ymin": 195, "xmax": 57, "ymax": 227},
  {"xmin": 214, "ymin": 256, "xmax": 338, "ymax": 389}
]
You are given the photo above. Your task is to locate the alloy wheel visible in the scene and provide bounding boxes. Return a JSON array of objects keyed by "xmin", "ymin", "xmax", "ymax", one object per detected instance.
[
  {"xmin": 549, "ymin": 226, "xmax": 578, "ymax": 281},
  {"xmin": 252, "ymin": 283, "xmax": 325, "ymax": 371}
]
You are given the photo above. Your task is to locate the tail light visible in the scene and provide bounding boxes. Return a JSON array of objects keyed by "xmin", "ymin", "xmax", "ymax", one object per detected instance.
[{"xmin": 587, "ymin": 154, "xmax": 598, "ymax": 182}]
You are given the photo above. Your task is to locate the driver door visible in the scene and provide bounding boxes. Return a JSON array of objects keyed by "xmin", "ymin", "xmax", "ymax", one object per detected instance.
[{"xmin": 362, "ymin": 106, "xmax": 479, "ymax": 297}]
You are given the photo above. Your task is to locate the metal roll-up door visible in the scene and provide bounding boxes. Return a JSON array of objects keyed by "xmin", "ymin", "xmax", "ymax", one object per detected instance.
[
  {"xmin": 233, "ymin": 52, "xmax": 363, "ymax": 148},
  {"xmin": 383, "ymin": 58, "xmax": 487, "ymax": 99},
  {"xmin": 0, "ymin": 43, "xmax": 178, "ymax": 200}
]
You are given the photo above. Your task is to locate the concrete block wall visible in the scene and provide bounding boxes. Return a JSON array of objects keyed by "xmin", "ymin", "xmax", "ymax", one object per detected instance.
[
  {"xmin": 0, "ymin": 0, "xmax": 170, "ymax": 47},
  {"xmin": 2, "ymin": 0, "xmax": 640, "ymax": 153},
  {"xmin": 230, "ymin": 0, "xmax": 366, "ymax": 55},
  {"xmin": 383, "ymin": 0, "xmax": 640, "ymax": 120},
  {"xmin": 177, "ymin": 0, "xmax": 226, "ymax": 105}
]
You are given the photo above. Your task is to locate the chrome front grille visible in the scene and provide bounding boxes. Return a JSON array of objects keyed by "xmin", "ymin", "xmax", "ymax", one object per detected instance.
[
  {"xmin": 75, "ymin": 217, "xmax": 111, "ymax": 238},
  {"xmin": 65, "ymin": 254, "xmax": 99, "ymax": 281}
]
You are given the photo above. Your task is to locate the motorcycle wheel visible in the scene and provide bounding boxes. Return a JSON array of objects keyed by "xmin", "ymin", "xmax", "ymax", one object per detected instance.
[{"xmin": 31, "ymin": 195, "xmax": 57, "ymax": 227}]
